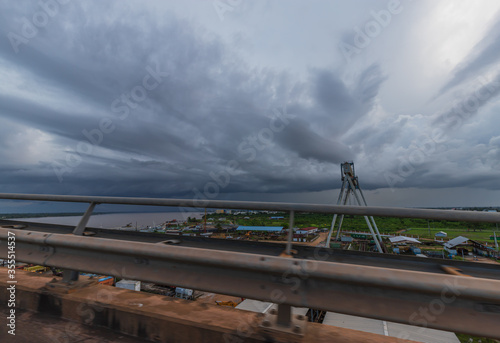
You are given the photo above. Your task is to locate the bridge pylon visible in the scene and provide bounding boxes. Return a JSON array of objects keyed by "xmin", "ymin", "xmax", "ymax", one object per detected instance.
[{"xmin": 326, "ymin": 162, "xmax": 384, "ymax": 253}]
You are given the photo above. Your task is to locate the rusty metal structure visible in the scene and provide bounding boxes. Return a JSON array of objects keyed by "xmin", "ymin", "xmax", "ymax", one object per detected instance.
[{"xmin": 0, "ymin": 192, "xmax": 500, "ymax": 340}]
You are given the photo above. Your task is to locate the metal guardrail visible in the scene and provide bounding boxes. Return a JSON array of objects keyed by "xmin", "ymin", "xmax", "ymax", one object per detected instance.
[
  {"xmin": 1, "ymin": 192, "xmax": 500, "ymax": 222},
  {"xmin": 1, "ymin": 219, "xmax": 499, "ymax": 279},
  {"xmin": 1, "ymin": 228, "xmax": 500, "ymax": 338},
  {"xmin": 1, "ymin": 193, "xmax": 500, "ymax": 338}
]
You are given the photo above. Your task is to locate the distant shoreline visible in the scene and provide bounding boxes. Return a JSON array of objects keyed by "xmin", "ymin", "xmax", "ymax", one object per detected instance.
[
  {"xmin": 0, "ymin": 209, "xmax": 207, "ymax": 219},
  {"xmin": 3, "ymin": 211, "xmax": 205, "ymax": 229}
]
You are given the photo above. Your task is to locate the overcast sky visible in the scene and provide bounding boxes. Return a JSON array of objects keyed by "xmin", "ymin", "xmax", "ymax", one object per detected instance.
[{"xmin": 1, "ymin": 0, "xmax": 500, "ymax": 213}]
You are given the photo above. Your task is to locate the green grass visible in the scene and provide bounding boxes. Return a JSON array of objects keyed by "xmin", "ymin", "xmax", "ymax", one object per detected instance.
[
  {"xmin": 405, "ymin": 227, "xmax": 496, "ymax": 241},
  {"xmin": 206, "ymin": 213, "xmax": 499, "ymax": 245},
  {"xmin": 456, "ymin": 333, "xmax": 498, "ymax": 343}
]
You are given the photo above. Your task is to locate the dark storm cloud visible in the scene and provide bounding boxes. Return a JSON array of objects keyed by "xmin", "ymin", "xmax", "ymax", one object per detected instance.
[
  {"xmin": 2, "ymin": 1, "xmax": 500, "ymax": 210},
  {"xmin": 273, "ymin": 119, "xmax": 351, "ymax": 163},
  {"xmin": 0, "ymin": 2, "xmax": 385, "ymax": 201},
  {"xmin": 308, "ymin": 64, "xmax": 386, "ymax": 135}
]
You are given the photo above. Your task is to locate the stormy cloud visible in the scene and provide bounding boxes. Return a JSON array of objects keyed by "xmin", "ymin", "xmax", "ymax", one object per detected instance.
[{"xmin": 1, "ymin": 0, "xmax": 500, "ymax": 211}]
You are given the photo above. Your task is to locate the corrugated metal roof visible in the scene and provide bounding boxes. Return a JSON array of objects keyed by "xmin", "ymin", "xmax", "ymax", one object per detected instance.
[
  {"xmin": 389, "ymin": 236, "xmax": 421, "ymax": 244},
  {"xmin": 236, "ymin": 226, "xmax": 283, "ymax": 231},
  {"xmin": 444, "ymin": 236, "xmax": 469, "ymax": 249},
  {"xmin": 323, "ymin": 312, "xmax": 460, "ymax": 343}
]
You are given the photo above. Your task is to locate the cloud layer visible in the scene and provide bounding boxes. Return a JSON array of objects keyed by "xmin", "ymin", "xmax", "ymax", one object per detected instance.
[{"xmin": 1, "ymin": 0, "xmax": 500, "ymax": 209}]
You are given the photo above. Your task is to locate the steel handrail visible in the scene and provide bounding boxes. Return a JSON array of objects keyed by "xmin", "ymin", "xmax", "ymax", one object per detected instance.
[{"xmin": 1, "ymin": 193, "xmax": 500, "ymax": 223}]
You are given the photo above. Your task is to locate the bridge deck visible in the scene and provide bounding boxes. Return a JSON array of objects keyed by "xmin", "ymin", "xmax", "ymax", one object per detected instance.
[{"xmin": 2, "ymin": 219, "xmax": 498, "ymax": 280}]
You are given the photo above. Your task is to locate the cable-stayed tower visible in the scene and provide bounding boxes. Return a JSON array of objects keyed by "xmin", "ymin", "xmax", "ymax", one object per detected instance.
[{"xmin": 326, "ymin": 162, "xmax": 384, "ymax": 253}]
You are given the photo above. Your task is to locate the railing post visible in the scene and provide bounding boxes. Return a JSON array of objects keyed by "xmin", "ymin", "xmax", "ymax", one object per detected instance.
[
  {"xmin": 63, "ymin": 202, "xmax": 97, "ymax": 283},
  {"xmin": 73, "ymin": 202, "xmax": 97, "ymax": 235},
  {"xmin": 277, "ymin": 303, "xmax": 291, "ymax": 327},
  {"xmin": 286, "ymin": 210, "xmax": 294, "ymax": 256}
]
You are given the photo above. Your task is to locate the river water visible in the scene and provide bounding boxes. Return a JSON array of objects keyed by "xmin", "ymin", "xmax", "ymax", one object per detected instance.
[{"xmin": 12, "ymin": 211, "xmax": 205, "ymax": 229}]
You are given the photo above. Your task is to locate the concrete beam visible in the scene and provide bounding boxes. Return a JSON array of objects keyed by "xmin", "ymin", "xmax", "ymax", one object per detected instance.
[{"xmin": 0, "ymin": 269, "xmax": 417, "ymax": 343}]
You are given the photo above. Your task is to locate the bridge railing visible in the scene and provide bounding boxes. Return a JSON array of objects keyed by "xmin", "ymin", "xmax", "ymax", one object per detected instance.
[{"xmin": 1, "ymin": 193, "xmax": 500, "ymax": 338}]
